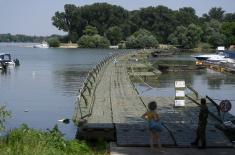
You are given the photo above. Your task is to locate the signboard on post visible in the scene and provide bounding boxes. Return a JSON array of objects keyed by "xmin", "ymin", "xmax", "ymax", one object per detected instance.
[{"xmin": 175, "ymin": 80, "xmax": 186, "ymax": 107}]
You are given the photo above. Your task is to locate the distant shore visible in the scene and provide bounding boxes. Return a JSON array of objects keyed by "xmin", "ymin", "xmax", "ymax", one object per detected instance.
[{"xmin": 59, "ymin": 43, "xmax": 78, "ymax": 48}]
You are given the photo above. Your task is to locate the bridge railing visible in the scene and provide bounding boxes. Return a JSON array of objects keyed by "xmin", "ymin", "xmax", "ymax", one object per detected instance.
[{"xmin": 73, "ymin": 53, "xmax": 119, "ymax": 124}]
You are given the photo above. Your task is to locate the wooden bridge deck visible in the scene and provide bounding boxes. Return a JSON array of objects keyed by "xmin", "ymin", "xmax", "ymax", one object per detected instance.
[{"xmin": 74, "ymin": 52, "xmax": 233, "ymax": 147}]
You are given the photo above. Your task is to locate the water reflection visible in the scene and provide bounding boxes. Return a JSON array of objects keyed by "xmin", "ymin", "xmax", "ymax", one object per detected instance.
[
  {"xmin": 136, "ymin": 56, "xmax": 235, "ymax": 115},
  {"xmin": 0, "ymin": 44, "xmax": 127, "ymax": 139},
  {"xmin": 53, "ymin": 65, "xmax": 89, "ymax": 96}
]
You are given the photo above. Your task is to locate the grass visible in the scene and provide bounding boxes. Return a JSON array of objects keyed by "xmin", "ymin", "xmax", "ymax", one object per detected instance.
[{"xmin": 0, "ymin": 124, "xmax": 108, "ymax": 155}]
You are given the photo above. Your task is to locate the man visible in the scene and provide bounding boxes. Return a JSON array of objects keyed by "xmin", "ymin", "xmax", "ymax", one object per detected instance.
[{"xmin": 191, "ymin": 98, "xmax": 208, "ymax": 149}]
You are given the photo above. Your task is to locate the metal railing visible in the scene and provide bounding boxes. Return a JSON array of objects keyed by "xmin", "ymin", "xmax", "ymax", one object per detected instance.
[{"xmin": 73, "ymin": 53, "xmax": 119, "ymax": 123}]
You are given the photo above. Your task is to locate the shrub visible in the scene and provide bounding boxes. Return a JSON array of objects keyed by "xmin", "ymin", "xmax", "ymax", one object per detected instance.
[
  {"xmin": 48, "ymin": 38, "xmax": 60, "ymax": 47},
  {"xmin": 126, "ymin": 29, "xmax": 159, "ymax": 49},
  {"xmin": 78, "ymin": 35, "xmax": 110, "ymax": 48},
  {"xmin": 0, "ymin": 124, "xmax": 108, "ymax": 155}
]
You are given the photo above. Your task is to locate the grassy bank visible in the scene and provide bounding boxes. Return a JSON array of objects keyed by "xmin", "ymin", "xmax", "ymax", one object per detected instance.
[{"xmin": 0, "ymin": 124, "xmax": 108, "ymax": 155}]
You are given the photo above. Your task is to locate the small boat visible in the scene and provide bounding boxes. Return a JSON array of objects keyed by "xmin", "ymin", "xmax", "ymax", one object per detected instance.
[
  {"xmin": 33, "ymin": 41, "xmax": 49, "ymax": 48},
  {"xmin": 193, "ymin": 51, "xmax": 235, "ymax": 63},
  {"xmin": 0, "ymin": 53, "xmax": 20, "ymax": 70},
  {"xmin": 192, "ymin": 52, "xmax": 227, "ymax": 62}
]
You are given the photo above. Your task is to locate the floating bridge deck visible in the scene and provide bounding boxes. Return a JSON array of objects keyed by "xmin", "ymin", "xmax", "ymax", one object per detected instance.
[{"xmin": 73, "ymin": 52, "xmax": 234, "ymax": 147}]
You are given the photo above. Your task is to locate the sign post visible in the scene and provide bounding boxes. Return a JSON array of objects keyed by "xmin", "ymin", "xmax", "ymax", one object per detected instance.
[
  {"xmin": 175, "ymin": 81, "xmax": 185, "ymax": 107},
  {"xmin": 219, "ymin": 100, "xmax": 232, "ymax": 122}
]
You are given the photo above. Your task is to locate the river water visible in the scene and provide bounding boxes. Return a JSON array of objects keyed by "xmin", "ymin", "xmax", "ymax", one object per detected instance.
[
  {"xmin": 0, "ymin": 43, "xmax": 125, "ymax": 139},
  {"xmin": 136, "ymin": 55, "xmax": 235, "ymax": 116},
  {"xmin": 1, "ymin": 45, "xmax": 235, "ymax": 139}
]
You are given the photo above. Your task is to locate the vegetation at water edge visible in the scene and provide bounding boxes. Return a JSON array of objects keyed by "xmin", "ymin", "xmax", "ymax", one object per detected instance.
[{"xmin": 0, "ymin": 124, "xmax": 108, "ymax": 155}]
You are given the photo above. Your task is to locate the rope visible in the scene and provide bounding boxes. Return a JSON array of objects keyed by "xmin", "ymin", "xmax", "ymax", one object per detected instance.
[{"xmin": 210, "ymin": 98, "xmax": 235, "ymax": 102}]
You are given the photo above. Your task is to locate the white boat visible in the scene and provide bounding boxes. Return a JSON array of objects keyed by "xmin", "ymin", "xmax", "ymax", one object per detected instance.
[
  {"xmin": 33, "ymin": 41, "xmax": 49, "ymax": 48},
  {"xmin": 192, "ymin": 52, "xmax": 227, "ymax": 62},
  {"xmin": 192, "ymin": 45, "xmax": 235, "ymax": 63},
  {"xmin": 0, "ymin": 53, "xmax": 20, "ymax": 70}
]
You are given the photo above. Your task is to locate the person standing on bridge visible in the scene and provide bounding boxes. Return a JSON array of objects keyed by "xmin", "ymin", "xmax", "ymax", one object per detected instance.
[
  {"xmin": 191, "ymin": 98, "xmax": 208, "ymax": 149},
  {"xmin": 142, "ymin": 101, "xmax": 163, "ymax": 151},
  {"xmin": 113, "ymin": 57, "xmax": 117, "ymax": 67}
]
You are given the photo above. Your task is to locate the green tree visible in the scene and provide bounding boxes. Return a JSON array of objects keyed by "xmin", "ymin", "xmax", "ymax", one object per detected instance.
[
  {"xmin": 47, "ymin": 37, "xmax": 60, "ymax": 47},
  {"xmin": 221, "ymin": 22, "xmax": 235, "ymax": 46},
  {"xmin": 168, "ymin": 26, "xmax": 187, "ymax": 46},
  {"xmin": 202, "ymin": 7, "xmax": 225, "ymax": 21},
  {"xmin": 78, "ymin": 35, "xmax": 110, "ymax": 48},
  {"xmin": 168, "ymin": 24, "xmax": 202, "ymax": 49},
  {"xmin": 78, "ymin": 35, "xmax": 96, "ymax": 48},
  {"xmin": 224, "ymin": 13, "xmax": 235, "ymax": 22},
  {"xmin": 202, "ymin": 19, "xmax": 222, "ymax": 42},
  {"xmin": 106, "ymin": 26, "xmax": 123, "ymax": 45},
  {"xmin": 126, "ymin": 29, "xmax": 158, "ymax": 49},
  {"xmin": 52, "ymin": 4, "xmax": 84, "ymax": 42},
  {"xmin": 129, "ymin": 6, "xmax": 176, "ymax": 43},
  {"xmin": 200, "ymin": 19, "xmax": 228, "ymax": 47},
  {"xmin": 83, "ymin": 25, "xmax": 98, "ymax": 36},
  {"xmin": 175, "ymin": 7, "xmax": 198, "ymax": 26},
  {"xmin": 81, "ymin": 3, "xmax": 128, "ymax": 35},
  {"xmin": 208, "ymin": 32, "xmax": 226, "ymax": 48},
  {"xmin": 93, "ymin": 34, "xmax": 110, "ymax": 48}
]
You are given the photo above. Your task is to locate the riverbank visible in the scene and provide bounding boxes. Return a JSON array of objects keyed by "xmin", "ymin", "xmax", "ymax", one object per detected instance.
[
  {"xmin": 59, "ymin": 43, "xmax": 78, "ymax": 48},
  {"xmin": 0, "ymin": 124, "xmax": 108, "ymax": 155}
]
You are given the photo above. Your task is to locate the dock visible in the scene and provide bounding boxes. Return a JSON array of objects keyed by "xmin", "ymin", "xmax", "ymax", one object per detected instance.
[{"xmin": 73, "ymin": 51, "xmax": 234, "ymax": 147}]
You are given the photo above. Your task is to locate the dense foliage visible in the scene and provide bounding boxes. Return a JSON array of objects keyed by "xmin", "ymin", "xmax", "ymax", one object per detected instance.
[
  {"xmin": 0, "ymin": 34, "xmax": 66, "ymax": 43},
  {"xmin": 0, "ymin": 124, "xmax": 107, "ymax": 155},
  {"xmin": 0, "ymin": 34, "xmax": 45, "ymax": 43},
  {"xmin": 168, "ymin": 24, "xmax": 203, "ymax": 48},
  {"xmin": 1, "ymin": 3, "xmax": 235, "ymax": 49},
  {"xmin": 52, "ymin": 3, "xmax": 235, "ymax": 49},
  {"xmin": 78, "ymin": 26, "xmax": 110, "ymax": 48},
  {"xmin": 126, "ymin": 29, "xmax": 158, "ymax": 48},
  {"xmin": 48, "ymin": 37, "xmax": 61, "ymax": 47}
]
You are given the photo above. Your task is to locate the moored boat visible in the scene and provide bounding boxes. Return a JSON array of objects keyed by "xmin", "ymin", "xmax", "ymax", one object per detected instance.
[
  {"xmin": 33, "ymin": 41, "xmax": 49, "ymax": 48},
  {"xmin": 0, "ymin": 53, "xmax": 20, "ymax": 70}
]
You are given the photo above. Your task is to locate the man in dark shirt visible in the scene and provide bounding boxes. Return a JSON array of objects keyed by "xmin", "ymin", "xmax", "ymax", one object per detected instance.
[{"xmin": 191, "ymin": 98, "xmax": 208, "ymax": 148}]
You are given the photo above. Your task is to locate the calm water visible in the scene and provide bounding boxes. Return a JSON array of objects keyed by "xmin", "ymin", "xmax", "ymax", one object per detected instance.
[
  {"xmin": 0, "ymin": 43, "xmax": 126, "ymax": 138},
  {"xmin": 1, "ymin": 45, "xmax": 235, "ymax": 139},
  {"xmin": 136, "ymin": 55, "xmax": 235, "ymax": 116}
]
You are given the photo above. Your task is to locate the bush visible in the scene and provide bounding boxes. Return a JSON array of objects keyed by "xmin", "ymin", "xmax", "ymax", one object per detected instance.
[
  {"xmin": 126, "ymin": 29, "xmax": 159, "ymax": 49},
  {"xmin": 48, "ymin": 38, "xmax": 60, "ymax": 47},
  {"xmin": 0, "ymin": 124, "xmax": 108, "ymax": 155},
  {"xmin": 78, "ymin": 35, "xmax": 110, "ymax": 48}
]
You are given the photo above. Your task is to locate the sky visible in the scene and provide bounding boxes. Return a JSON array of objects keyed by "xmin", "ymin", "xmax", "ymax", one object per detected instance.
[{"xmin": 0, "ymin": 0, "xmax": 234, "ymax": 36}]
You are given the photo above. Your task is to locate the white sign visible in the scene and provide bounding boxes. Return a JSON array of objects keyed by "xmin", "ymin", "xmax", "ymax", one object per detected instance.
[
  {"xmin": 175, "ymin": 81, "xmax": 185, "ymax": 88},
  {"xmin": 175, "ymin": 100, "xmax": 185, "ymax": 107},
  {"xmin": 175, "ymin": 90, "xmax": 185, "ymax": 97}
]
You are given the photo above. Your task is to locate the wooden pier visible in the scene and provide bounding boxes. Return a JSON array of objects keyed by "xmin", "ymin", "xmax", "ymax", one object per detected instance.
[{"xmin": 73, "ymin": 51, "xmax": 234, "ymax": 147}]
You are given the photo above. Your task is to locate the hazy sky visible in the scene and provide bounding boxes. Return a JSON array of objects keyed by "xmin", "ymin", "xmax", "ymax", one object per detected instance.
[{"xmin": 0, "ymin": 0, "xmax": 234, "ymax": 36}]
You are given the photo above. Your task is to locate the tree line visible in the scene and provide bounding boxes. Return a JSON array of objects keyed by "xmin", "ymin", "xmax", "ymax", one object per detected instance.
[
  {"xmin": 0, "ymin": 33, "xmax": 67, "ymax": 43},
  {"xmin": 52, "ymin": 3, "xmax": 235, "ymax": 49}
]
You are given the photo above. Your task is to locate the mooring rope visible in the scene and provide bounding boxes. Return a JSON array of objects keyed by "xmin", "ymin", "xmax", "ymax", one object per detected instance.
[{"xmin": 210, "ymin": 98, "xmax": 235, "ymax": 102}]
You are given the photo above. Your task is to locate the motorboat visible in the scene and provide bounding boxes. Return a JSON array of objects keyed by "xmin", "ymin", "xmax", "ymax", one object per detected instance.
[
  {"xmin": 33, "ymin": 41, "xmax": 49, "ymax": 48},
  {"xmin": 193, "ymin": 51, "xmax": 235, "ymax": 63},
  {"xmin": 0, "ymin": 53, "xmax": 20, "ymax": 70},
  {"xmin": 192, "ymin": 52, "xmax": 227, "ymax": 62}
]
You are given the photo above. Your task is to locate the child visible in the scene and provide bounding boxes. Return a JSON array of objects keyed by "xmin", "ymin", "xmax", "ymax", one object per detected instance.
[{"xmin": 142, "ymin": 101, "xmax": 163, "ymax": 150}]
